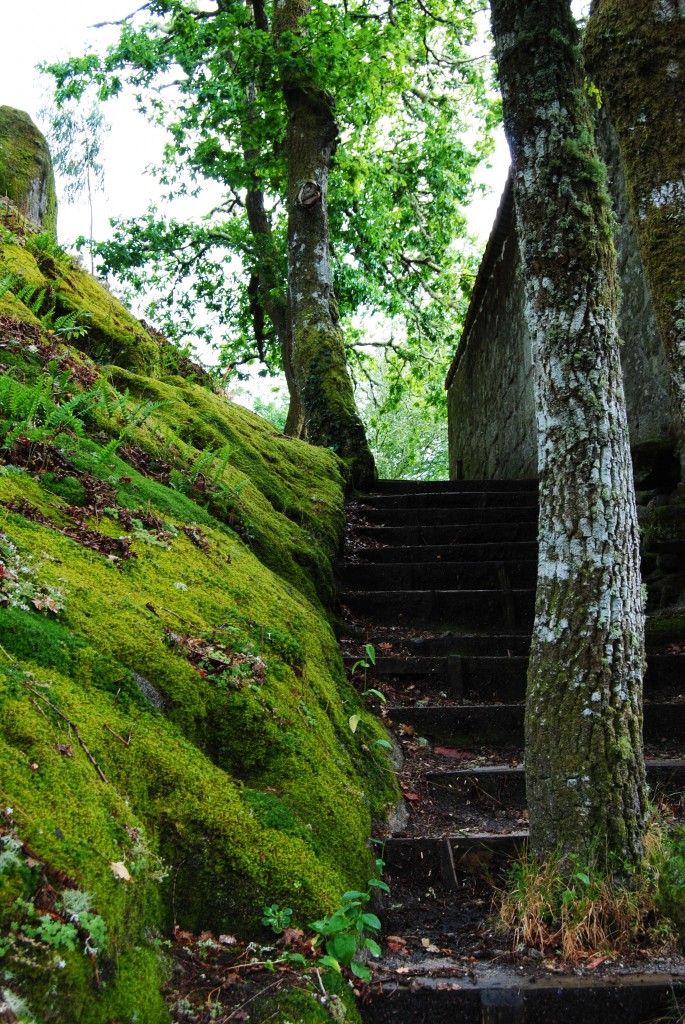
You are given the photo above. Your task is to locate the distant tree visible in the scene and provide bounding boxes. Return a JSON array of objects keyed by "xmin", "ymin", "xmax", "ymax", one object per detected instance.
[
  {"xmin": 43, "ymin": 102, "xmax": 109, "ymax": 273},
  {"xmin": 490, "ymin": 0, "xmax": 647, "ymax": 867},
  {"xmin": 44, "ymin": 0, "xmax": 494, "ymax": 482}
]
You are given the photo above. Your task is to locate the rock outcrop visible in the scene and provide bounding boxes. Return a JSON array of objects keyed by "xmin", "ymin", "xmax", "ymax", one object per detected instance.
[{"xmin": 0, "ymin": 105, "xmax": 57, "ymax": 235}]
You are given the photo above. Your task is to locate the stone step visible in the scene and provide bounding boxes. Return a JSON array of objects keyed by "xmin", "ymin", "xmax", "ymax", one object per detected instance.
[
  {"xmin": 424, "ymin": 759, "xmax": 685, "ymax": 809},
  {"xmin": 349, "ymin": 653, "xmax": 684, "ymax": 702},
  {"xmin": 389, "ymin": 702, "xmax": 685, "ymax": 747},
  {"xmin": 356, "ymin": 505, "xmax": 539, "ymax": 527},
  {"xmin": 337, "ymin": 559, "xmax": 538, "ymax": 592},
  {"xmin": 361, "ymin": 971, "xmax": 685, "ymax": 1024},
  {"xmin": 400, "ymin": 632, "xmax": 532, "ymax": 658},
  {"xmin": 339, "ymin": 588, "xmax": 536, "ymax": 630},
  {"xmin": 349, "ymin": 654, "xmax": 528, "ymax": 701},
  {"xmin": 382, "ymin": 833, "xmax": 528, "ymax": 875},
  {"xmin": 369, "ymin": 478, "xmax": 539, "ymax": 494},
  {"xmin": 350, "ymin": 541, "xmax": 539, "ymax": 564},
  {"xmin": 358, "ymin": 490, "xmax": 539, "ymax": 510},
  {"xmin": 352, "ymin": 522, "xmax": 539, "ymax": 546}
]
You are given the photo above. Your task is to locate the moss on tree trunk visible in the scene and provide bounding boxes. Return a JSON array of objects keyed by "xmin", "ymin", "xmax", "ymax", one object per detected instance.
[
  {"xmin": 273, "ymin": 0, "xmax": 376, "ymax": 487},
  {"xmin": 585, "ymin": 0, "xmax": 685, "ymax": 471},
  {"xmin": 490, "ymin": 0, "xmax": 647, "ymax": 867}
]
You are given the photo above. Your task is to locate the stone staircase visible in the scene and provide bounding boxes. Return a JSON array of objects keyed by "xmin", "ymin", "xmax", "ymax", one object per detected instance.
[{"xmin": 336, "ymin": 478, "xmax": 685, "ymax": 1024}]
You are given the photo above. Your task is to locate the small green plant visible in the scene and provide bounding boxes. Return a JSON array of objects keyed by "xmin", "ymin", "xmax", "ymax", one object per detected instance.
[
  {"xmin": 309, "ymin": 863, "xmax": 389, "ymax": 982},
  {"xmin": 261, "ymin": 903, "xmax": 293, "ymax": 934},
  {"xmin": 187, "ymin": 445, "xmax": 232, "ymax": 487},
  {"xmin": 0, "ymin": 532, "xmax": 66, "ymax": 614},
  {"xmin": 44, "ymin": 308, "xmax": 92, "ymax": 340},
  {"xmin": 0, "ymin": 271, "xmax": 20, "ymax": 304},
  {"xmin": 0, "ymin": 363, "xmax": 106, "ymax": 454},
  {"xmin": 5, "ymin": 889, "xmax": 107, "ymax": 958},
  {"xmin": 657, "ymin": 825, "xmax": 685, "ymax": 938},
  {"xmin": 350, "ymin": 643, "xmax": 386, "ymax": 705}
]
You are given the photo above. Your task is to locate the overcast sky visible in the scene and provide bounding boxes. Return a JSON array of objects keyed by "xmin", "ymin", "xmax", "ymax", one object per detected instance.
[{"xmin": 0, "ymin": 1, "xmax": 177, "ymax": 247}]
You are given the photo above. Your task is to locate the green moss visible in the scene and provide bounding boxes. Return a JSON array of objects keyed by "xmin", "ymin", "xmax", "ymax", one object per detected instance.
[
  {"xmin": 263, "ymin": 982, "xmax": 361, "ymax": 1024},
  {"xmin": 0, "ymin": 238, "xmax": 160, "ymax": 373},
  {"xmin": 0, "ymin": 221, "xmax": 398, "ymax": 1022},
  {"xmin": 298, "ymin": 342, "xmax": 376, "ymax": 490},
  {"xmin": 53, "ymin": 260, "xmax": 161, "ymax": 373},
  {"xmin": 584, "ymin": 2, "xmax": 685, "ymax": 366}
]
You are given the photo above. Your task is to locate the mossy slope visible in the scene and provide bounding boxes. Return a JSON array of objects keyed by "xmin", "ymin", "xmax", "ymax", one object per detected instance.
[{"xmin": 0, "ymin": 214, "xmax": 396, "ymax": 1022}]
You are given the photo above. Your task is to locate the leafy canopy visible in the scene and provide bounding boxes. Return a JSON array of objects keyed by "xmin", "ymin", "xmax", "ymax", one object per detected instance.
[{"xmin": 44, "ymin": 0, "xmax": 497, "ymax": 404}]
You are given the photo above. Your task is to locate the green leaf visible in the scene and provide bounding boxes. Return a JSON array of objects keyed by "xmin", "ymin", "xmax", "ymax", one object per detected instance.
[
  {"xmin": 365, "ymin": 688, "xmax": 387, "ymax": 703},
  {"xmin": 325, "ymin": 913, "xmax": 354, "ymax": 934},
  {"xmin": 341, "ymin": 890, "xmax": 367, "ymax": 903},
  {"xmin": 367, "ymin": 878, "xmax": 390, "ymax": 893},
  {"xmin": 319, "ymin": 954, "xmax": 342, "ymax": 973},
  {"xmin": 364, "ymin": 643, "xmax": 376, "ymax": 665},
  {"xmin": 285, "ymin": 952, "xmax": 308, "ymax": 966},
  {"xmin": 348, "ymin": 714, "xmax": 360, "ymax": 734},
  {"xmin": 328, "ymin": 932, "xmax": 357, "ymax": 967},
  {"xmin": 361, "ymin": 913, "xmax": 381, "ymax": 931},
  {"xmin": 363, "ymin": 937, "xmax": 382, "ymax": 957},
  {"xmin": 350, "ymin": 961, "xmax": 372, "ymax": 981}
]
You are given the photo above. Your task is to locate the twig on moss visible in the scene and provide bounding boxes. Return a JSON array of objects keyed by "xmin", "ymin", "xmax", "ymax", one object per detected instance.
[
  {"xmin": 314, "ymin": 967, "xmax": 327, "ymax": 997},
  {"xmin": 103, "ymin": 723, "xmax": 134, "ymax": 747},
  {"xmin": 24, "ymin": 685, "xmax": 108, "ymax": 783},
  {"xmin": 29, "ymin": 697, "xmax": 52, "ymax": 724},
  {"xmin": 145, "ymin": 601, "xmax": 191, "ymax": 623}
]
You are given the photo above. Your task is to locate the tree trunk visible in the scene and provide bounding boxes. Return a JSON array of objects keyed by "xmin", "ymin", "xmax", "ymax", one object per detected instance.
[
  {"xmin": 239, "ymin": 0, "xmax": 304, "ymax": 438},
  {"xmin": 584, "ymin": 0, "xmax": 685, "ymax": 472},
  {"xmin": 272, "ymin": 0, "xmax": 376, "ymax": 487},
  {"xmin": 490, "ymin": 0, "xmax": 647, "ymax": 867},
  {"xmin": 244, "ymin": 187, "xmax": 305, "ymax": 438}
]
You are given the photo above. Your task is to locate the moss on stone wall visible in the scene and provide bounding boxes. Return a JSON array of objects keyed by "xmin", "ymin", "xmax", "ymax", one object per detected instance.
[
  {"xmin": 584, "ymin": 2, "xmax": 685, "ymax": 446},
  {"xmin": 0, "ymin": 223, "xmax": 397, "ymax": 1022}
]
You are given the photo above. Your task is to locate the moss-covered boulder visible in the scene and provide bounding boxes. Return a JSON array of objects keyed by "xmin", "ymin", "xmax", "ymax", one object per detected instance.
[
  {"xmin": 0, "ymin": 107, "xmax": 57, "ymax": 235},
  {"xmin": 0, "ymin": 225, "xmax": 397, "ymax": 1022}
]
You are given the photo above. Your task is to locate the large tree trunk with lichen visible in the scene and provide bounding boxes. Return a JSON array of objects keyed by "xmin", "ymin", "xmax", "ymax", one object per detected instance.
[
  {"xmin": 490, "ymin": 0, "xmax": 647, "ymax": 868},
  {"xmin": 272, "ymin": 0, "xmax": 376, "ymax": 487},
  {"xmin": 584, "ymin": 0, "xmax": 685, "ymax": 472}
]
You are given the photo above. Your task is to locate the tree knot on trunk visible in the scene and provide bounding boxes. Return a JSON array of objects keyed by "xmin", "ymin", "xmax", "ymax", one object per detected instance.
[{"xmin": 296, "ymin": 181, "xmax": 322, "ymax": 208}]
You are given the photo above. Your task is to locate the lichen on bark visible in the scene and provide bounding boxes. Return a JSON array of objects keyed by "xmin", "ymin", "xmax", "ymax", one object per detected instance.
[
  {"xmin": 490, "ymin": 0, "xmax": 648, "ymax": 867},
  {"xmin": 584, "ymin": 0, "xmax": 685, "ymax": 472}
]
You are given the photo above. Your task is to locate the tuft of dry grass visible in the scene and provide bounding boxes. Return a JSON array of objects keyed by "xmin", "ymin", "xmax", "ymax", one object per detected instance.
[{"xmin": 496, "ymin": 835, "xmax": 675, "ymax": 962}]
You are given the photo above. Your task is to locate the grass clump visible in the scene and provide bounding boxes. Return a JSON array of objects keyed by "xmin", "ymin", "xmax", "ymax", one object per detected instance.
[{"xmin": 497, "ymin": 832, "xmax": 677, "ymax": 962}]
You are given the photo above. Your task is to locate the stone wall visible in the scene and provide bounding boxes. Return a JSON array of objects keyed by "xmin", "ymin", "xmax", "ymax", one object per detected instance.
[{"xmin": 446, "ymin": 117, "xmax": 678, "ymax": 481}]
